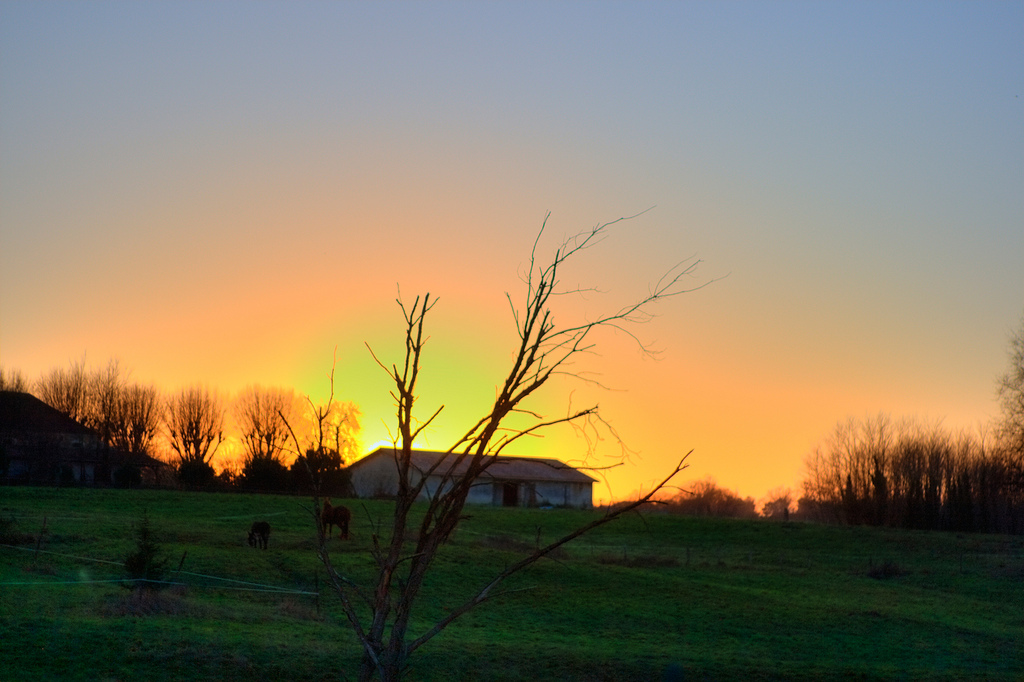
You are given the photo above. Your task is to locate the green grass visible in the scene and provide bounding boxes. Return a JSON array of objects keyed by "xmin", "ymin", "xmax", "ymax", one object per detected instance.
[{"xmin": 1, "ymin": 488, "xmax": 1022, "ymax": 681}]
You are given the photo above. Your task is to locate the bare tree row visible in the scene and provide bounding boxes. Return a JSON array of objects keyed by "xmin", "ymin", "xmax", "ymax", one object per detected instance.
[
  {"xmin": 801, "ymin": 414, "xmax": 1023, "ymax": 533},
  {"xmin": 800, "ymin": 312, "xmax": 1024, "ymax": 534},
  {"xmin": 1, "ymin": 359, "xmax": 360, "ymax": 492}
]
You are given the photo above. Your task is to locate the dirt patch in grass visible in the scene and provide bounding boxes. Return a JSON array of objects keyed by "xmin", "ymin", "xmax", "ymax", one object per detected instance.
[
  {"xmin": 477, "ymin": 533, "xmax": 570, "ymax": 559},
  {"xmin": 0, "ymin": 516, "xmax": 37, "ymax": 545},
  {"xmin": 277, "ymin": 597, "xmax": 323, "ymax": 621},
  {"xmin": 102, "ymin": 586, "xmax": 198, "ymax": 617},
  {"xmin": 867, "ymin": 560, "xmax": 908, "ymax": 580},
  {"xmin": 596, "ymin": 552, "xmax": 680, "ymax": 569},
  {"xmin": 22, "ymin": 562, "xmax": 59, "ymax": 576}
]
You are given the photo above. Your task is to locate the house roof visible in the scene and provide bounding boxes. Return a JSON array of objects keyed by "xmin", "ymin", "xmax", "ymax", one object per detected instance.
[
  {"xmin": 354, "ymin": 447, "xmax": 597, "ymax": 484},
  {"xmin": 0, "ymin": 391, "xmax": 95, "ymax": 436},
  {"xmin": 1, "ymin": 391, "xmax": 167, "ymax": 469}
]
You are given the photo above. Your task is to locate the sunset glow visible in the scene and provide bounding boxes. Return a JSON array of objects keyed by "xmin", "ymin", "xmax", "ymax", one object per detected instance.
[{"xmin": 2, "ymin": 2, "xmax": 1021, "ymax": 504}]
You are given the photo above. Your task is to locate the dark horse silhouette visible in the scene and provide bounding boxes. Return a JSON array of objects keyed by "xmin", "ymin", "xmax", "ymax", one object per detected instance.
[
  {"xmin": 322, "ymin": 498, "xmax": 351, "ymax": 539},
  {"xmin": 248, "ymin": 521, "xmax": 271, "ymax": 549}
]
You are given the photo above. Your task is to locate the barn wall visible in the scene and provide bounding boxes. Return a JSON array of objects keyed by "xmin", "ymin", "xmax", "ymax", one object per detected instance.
[
  {"xmin": 534, "ymin": 481, "xmax": 592, "ymax": 508},
  {"xmin": 349, "ymin": 454, "xmax": 419, "ymax": 499},
  {"xmin": 349, "ymin": 455, "xmax": 593, "ymax": 508}
]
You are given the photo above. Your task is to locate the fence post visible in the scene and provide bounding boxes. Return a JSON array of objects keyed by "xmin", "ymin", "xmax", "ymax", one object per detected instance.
[
  {"xmin": 315, "ymin": 570, "xmax": 321, "ymax": 617},
  {"xmin": 32, "ymin": 516, "xmax": 48, "ymax": 568},
  {"xmin": 175, "ymin": 550, "xmax": 188, "ymax": 579}
]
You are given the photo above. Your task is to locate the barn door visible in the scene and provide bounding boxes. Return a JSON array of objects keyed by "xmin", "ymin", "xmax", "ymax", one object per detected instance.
[{"xmin": 502, "ymin": 482, "xmax": 519, "ymax": 507}]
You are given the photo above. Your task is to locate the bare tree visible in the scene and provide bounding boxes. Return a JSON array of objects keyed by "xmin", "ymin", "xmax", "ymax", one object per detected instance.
[
  {"xmin": 165, "ymin": 385, "xmax": 224, "ymax": 487},
  {"xmin": 0, "ymin": 366, "xmax": 28, "ymax": 391},
  {"xmin": 663, "ymin": 477, "xmax": 757, "ymax": 518},
  {"xmin": 299, "ymin": 382, "xmax": 361, "ymax": 468},
  {"xmin": 760, "ymin": 487, "xmax": 795, "ymax": 521},
  {"xmin": 235, "ymin": 386, "xmax": 296, "ymax": 491},
  {"xmin": 110, "ymin": 383, "xmax": 163, "ymax": 456},
  {"xmin": 312, "ymin": 215, "xmax": 705, "ymax": 681},
  {"xmin": 997, "ymin": 311, "xmax": 1024, "ymax": 459},
  {"xmin": 36, "ymin": 358, "xmax": 89, "ymax": 422},
  {"xmin": 800, "ymin": 413, "xmax": 1024, "ymax": 532},
  {"xmin": 235, "ymin": 385, "xmax": 294, "ymax": 463},
  {"xmin": 84, "ymin": 358, "xmax": 127, "ymax": 444},
  {"xmin": 283, "ymin": 367, "xmax": 362, "ymax": 496},
  {"xmin": 32, "ymin": 357, "xmax": 161, "ymax": 465}
]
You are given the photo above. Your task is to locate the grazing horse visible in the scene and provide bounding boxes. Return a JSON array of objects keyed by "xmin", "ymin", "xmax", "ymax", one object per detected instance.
[
  {"xmin": 322, "ymin": 498, "xmax": 351, "ymax": 539},
  {"xmin": 248, "ymin": 521, "xmax": 271, "ymax": 549}
]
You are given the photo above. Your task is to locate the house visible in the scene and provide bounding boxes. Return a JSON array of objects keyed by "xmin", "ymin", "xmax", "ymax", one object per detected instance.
[
  {"xmin": 0, "ymin": 391, "xmax": 165, "ymax": 486},
  {"xmin": 348, "ymin": 447, "xmax": 596, "ymax": 508}
]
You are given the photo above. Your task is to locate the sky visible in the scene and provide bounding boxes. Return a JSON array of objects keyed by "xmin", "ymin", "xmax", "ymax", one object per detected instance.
[{"xmin": 2, "ymin": 1, "xmax": 1022, "ymax": 504}]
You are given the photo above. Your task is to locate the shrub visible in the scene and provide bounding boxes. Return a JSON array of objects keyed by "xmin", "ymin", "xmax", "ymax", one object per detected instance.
[
  {"xmin": 661, "ymin": 477, "xmax": 757, "ymax": 519},
  {"xmin": 123, "ymin": 510, "xmax": 167, "ymax": 590},
  {"xmin": 176, "ymin": 459, "xmax": 216, "ymax": 490},
  {"xmin": 238, "ymin": 456, "xmax": 290, "ymax": 492}
]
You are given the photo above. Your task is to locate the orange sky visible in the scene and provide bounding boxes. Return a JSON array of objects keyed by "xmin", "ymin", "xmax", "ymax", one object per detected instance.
[{"xmin": 2, "ymin": 2, "xmax": 1022, "ymax": 504}]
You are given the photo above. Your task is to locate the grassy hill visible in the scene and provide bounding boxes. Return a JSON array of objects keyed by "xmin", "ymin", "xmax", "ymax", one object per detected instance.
[{"xmin": 1, "ymin": 487, "xmax": 1021, "ymax": 681}]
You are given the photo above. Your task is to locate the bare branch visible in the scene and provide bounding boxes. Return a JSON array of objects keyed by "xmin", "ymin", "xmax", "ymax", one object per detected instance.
[{"xmin": 316, "ymin": 213, "xmax": 709, "ymax": 681}]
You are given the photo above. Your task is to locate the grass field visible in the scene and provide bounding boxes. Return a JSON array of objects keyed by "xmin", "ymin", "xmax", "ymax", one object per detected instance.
[{"xmin": 1, "ymin": 487, "xmax": 1022, "ymax": 681}]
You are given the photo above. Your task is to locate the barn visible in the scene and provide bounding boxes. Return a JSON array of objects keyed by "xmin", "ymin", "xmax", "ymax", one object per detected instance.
[{"xmin": 348, "ymin": 447, "xmax": 596, "ymax": 509}]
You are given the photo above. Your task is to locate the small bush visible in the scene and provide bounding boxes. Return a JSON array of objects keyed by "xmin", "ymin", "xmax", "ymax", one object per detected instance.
[
  {"xmin": 177, "ymin": 460, "xmax": 216, "ymax": 490},
  {"xmin": 123, "ymin": 510, "xmax": 168, "ymax": 590}
]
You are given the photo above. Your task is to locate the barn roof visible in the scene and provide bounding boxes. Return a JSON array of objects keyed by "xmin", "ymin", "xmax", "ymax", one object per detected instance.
[
  {"xmin": 0, "ymin": 391, "xmax": 95, "ymax": 436},
  {"xmin": 355, "ymin": 447, "xmax": 597, "ymax": 484}
]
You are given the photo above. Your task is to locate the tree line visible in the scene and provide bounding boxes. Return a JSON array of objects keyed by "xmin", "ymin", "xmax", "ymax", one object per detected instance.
[
  {"xmin": 648, "ymin": 312, "xmax": 1024, "ymax": 532},
  {"xmin": 798, "ymin": 313, "xmax": 1024, "ymax": 534},
  {"xmin": 799, "ymin": 414, "xmax": 1022, "ymax": 533},
  {"xmin": 0, "ymin": 359, "xmax": 360, "ymax": 494},
  {"xmin": 3, "ymin": 309, "xmax": 1022, "ymax": 532}
]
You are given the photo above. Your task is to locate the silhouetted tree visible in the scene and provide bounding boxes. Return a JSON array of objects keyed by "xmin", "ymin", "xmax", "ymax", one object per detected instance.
[
  {"xmin": 237, "ymin": 457, "xmax": 288, "ymax": 492},
  {"xmin": 235, "ymin": 386, "xmax": 295, "ymax": 492},
  {"xmin": 802, "ymin": 414, "xmax": 1023, "ymax": 533},
  {"xmin": 869, "ymin": 455, "xmax": 888, "ymax": 525},
  {"xmin": 997, "ymin": 311, "xmax": 1024, "ymax": 460},
  {"xmin": 36, "ymin": 358, "xmax": 89, "ymax": 423},
  {"xmin": 165, "ymin": 386, "xmax": 224, "ymax": 489},
  {"xmin": 309, "ymin": 214, "xmax": 703, "ymax": 681},
  {"xmin": 0, "ymin": 367, "xmax": 28, "ymax": 392},
  {"xmin": 235, "ymin": 386, "xmax": 293, "ymax": 461},
  {"xmin": 34, "ymin": 358, "xmax": 162, "ymax": 459},
  {"xmin": 282, "ymin": 368, "xmax": 361, "ymax": 496},
  {"xmin": 109, "ymin": 383, "xmax": 163, "ymax": 457},
  {"xmin": 289, "ymin": 448, "xmax": 350, "ymax": 496},
  {"xmin": 84, "ymin": 359, "xmax": 126, "ymax": 445},
  {"xmin": 123, "ymin": 510, "xmax": 167, "ymax": 591},
  {"xmin": 665, "ymin": 477, "xmax": 757, "ymax": 518},
  {"xmin": 760, "ymin": 487, "xmax": 794, "ymax": 521}
]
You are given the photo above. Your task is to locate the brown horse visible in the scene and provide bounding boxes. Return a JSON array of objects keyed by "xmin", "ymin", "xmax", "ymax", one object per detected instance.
[{"xmin": 321, "ymin": 498, "xmax": 351, "ymax": 539}]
